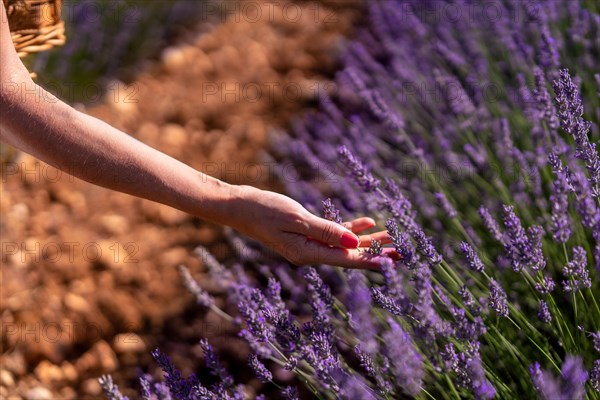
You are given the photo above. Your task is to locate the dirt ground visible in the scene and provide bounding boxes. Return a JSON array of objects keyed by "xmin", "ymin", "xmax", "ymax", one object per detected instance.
[{"xmin": 0, "ymin": 1, "xmax": 362, "ymax": 398}]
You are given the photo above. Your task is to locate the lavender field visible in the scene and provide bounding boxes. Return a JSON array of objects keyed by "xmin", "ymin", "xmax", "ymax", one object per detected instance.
[{"xmin": 94, "ymin": 0, "xmax": 600, "ymax": 399}]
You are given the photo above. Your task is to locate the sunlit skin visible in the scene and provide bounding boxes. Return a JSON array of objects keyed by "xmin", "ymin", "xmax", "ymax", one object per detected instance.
[{"xmin": 0, "ymin": 3, "xmax": 394, "ymax": 269}]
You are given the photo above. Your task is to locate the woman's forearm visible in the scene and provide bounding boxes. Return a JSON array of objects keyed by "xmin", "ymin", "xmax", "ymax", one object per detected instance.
[{"xmin": 0, "ymin": 81, "xmax": 238, "ymax": 226}]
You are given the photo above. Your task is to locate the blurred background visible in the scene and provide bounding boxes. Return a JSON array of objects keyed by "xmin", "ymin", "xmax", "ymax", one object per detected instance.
[{"xmin": 0, "ymin": 0, "xmax": 362, "ymax": 398}]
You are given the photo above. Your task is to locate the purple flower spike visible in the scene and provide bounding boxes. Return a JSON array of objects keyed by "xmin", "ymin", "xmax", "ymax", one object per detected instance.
[
  {"xmin": 539, "ymin": 25, "xmax": 560, "ymax": 69},
  {"xmin": 592, "ymin": 331, "xmax": 600, "ymax": 353},
  {"xmin": 385, "ymin": 219, "xmax": 416, "ymax": 268},
  {"xmin": 553, "ymin": 69, "xmax": 600, "ymax": 197},
  {"xmin": 304, "ymin": 267, "xmax": 334, "ymax": 328},
  {"xmin": 248, "ymin": 354, "xmax": 272, "ymax": 383},
  {"xmin": 200, "ymin": 339, "xmax": 235, "ymax": 388},
  {"xmin": 530, "ymin": 356, "xmax": 588, "ymax": 400},
  {"xmin": 535, "ymin": 276, "xmax": 556, "ymax": 295},
  {"xmin": 435, "ymin": 192, "xmax": 458, "ymax": 219},
  {"xmin": 530, "ymin": 362, "xmax": 561, "ymax": 400},
  {"xmin": 371, "ymin": 287, "xmax": 405, "ymax": 316},
  {"xmin": 152, "ymin": 348, "xmax": 198, "ymax": 400},
  {"xmin": 562, "ymin": 246, "xmax": 592, "ymax": 292},
  {"xmin": 533, "ymin": 68, "xmax": 559, "ymax": 130},
  {"xmin": 502, "ymin": 205, "xmax": 546, "ymax": 273},
  {"xmin": 99, "ymin": 375, "xmax": 129, "ymax": 400},
  {"xmin": 548, "ymin": 153, "xmax": 572, "ymax": 244},
  {"xmin": 338, "ymin": 146, "xmax": 381, "ymax": 192},
  {"xmin": 383, "ymin": 319, "xmax": 424, "ymax": 396},
  {"xmin": 560, "ymin": 356, "xmax": 588, "ymax": 400},
  {"xmin": 179, "ymin": 265, "xmax": 214, "ymax": 308},
  {"xmin": 537, "ymin": 300, "xmax": 552, "ymax": 323},
  {"xmin": 354, "ymin": 345, "xmax": 393, "ymax": 396},
  {"xmin": 322, "ymin": 198, "xmax": 343, "ymax": 224},
  {"xmin": 442, "ymin": 342, "xmax": 496, "ymax": 399},
  {"xmin": 458, "ymin": 285, "xmax": 480, "ymax": 315},
  {"xmin": 591, "ymin": 360, "xmax": 600, "ymax": 392},
  {"xmin": 414, "ymin": 229, "xmax": 442, "ymax": 266},
  {"xmin": 460, "ymin": 242, "xmax": 485, "ymax": 272},
  {"xmin": 281, "ymin": 386, "xmax": 299, "ymax": 400},
  {"xmin": 479, "ymin": 206, "xmax": 504, "ymax": 243},
  {"xmin": 488, "ymin": 279, "xmax": 509, "ymax": 317},
  {"xmin": 346, "ymin": 271, "xmax": 379, "ymax": 354}
]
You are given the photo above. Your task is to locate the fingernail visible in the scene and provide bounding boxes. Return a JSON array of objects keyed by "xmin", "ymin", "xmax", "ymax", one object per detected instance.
[{"xmin": 340, "ymin": 232, "xmax": 359, "ymax": 248}]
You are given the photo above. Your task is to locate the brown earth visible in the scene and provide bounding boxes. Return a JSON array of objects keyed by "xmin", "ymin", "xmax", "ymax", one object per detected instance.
[{"xmin": 0, "ymin": 1, "xmax": 362, "ymax": 399}]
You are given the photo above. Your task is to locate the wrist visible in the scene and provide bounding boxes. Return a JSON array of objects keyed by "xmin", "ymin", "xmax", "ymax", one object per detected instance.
[{"xmin": 185, "ymin": 176, "xmax": 253, "ymax": 228}]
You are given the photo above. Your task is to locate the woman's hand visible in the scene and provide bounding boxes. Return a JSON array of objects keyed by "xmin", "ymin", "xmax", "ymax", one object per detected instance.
[{"xmin": 226, "ymin": 185, "xmax": 395, "ymax": 269}]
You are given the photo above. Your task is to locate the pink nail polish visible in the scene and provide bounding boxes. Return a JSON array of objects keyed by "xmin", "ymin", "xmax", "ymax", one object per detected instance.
[{"xmin": 341, "ymin": 232, "xmax": 359, "ymax": 248}]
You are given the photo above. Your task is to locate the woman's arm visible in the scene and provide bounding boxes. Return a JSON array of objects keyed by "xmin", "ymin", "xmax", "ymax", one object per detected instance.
[{"xmin": 0, "ymin": 3, "xmax": 390, "ymax": 268}]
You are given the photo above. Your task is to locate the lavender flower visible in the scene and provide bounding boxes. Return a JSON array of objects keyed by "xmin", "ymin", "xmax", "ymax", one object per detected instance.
[
  {"xmin": 458, "ymin": 285, "xmax": 480, "ymax": 314},
  {"xmin": 366, "ymin": 239, "xmax": 383, "ymax": 255},
  {"xmin": 538, "ymin": 300, "xmax": 552, "ymax": 323},
  {"xmin": 248, "ymin": 354, "xmax": 272, "ymax": 383},
  {"xmin": 281, "ymin": 386, "xmax": 299, "ymax": 400},
  {"xmin": 379, "ymin": 258, "xmax": 411, "ymax": 312},
  {"xmin": 460, "ymin": 242, "xmax": 485, "ymax": 272},
  {"xmin": 381, "ymin": 179, "xmax": 418, "ymax": 233},
  {"xmin": 354, "ymin": 345, "xmax": 393, "ymax": 396},
  {"xmin": 346, "ymin": 271, "xmax": 379, "ymax": 353},
  {"xmin": 452, "ymin": 307, "xmax": 487, "ymax": 341},
  {"xmin": 502, "ymin": 205, "xmax": 546, "ymax": 272},
  {"xmin": 442, "ymin": 342, "xmax": 496, "ymax": 399},
  {"xmin": 152, "ymin": 348, "xmax": 197, "ymax": 399},
  {"xmin": 533, "ymin": 68, "xmax": 559, "ymax": 130},
  {"xmin": 237, "ymin": 288, "xmax": 273, "ymax": 344},
  {"xmin": 139, "ymin": 376, "xmax": 151, "ymax": 400},
  {"xmin": 535, "ymin": 276, "xmax": 556, "ymax": 295},
  {"xmin": 502, "ymin": 205, "xmax": 529, "ymax": 272},
  {"xmin": 553, "ymin": 69, "xmax": 600, "ymax": 197},
  {"xmin": 385, "ymin": 218, "xmax": 416, "ymax": 268},
  {"xmin": 560, "ymin": 356, "xmax": 588, "ymax": 400},
  {"xmin": 179, "ymin": 265, "xmax": 214, "ymax": 308},
  {"xmin": 539, "ymin": 25, "xmax": 560, "ymax": 69},
  {"xmin": 302, "ymin": 329, "xmax": 341, "ymax": 391},
  {"xmin": 570, "ymin": 170, "xmax": 599, "ymax": 229},
  {"xmin": 304, "ymin": 267, "xmax": 334, "ymax": 328},
  {"xmin": 383, "ymin": 319, "xmax": 424, "ymax": 396},
  {"xmin": 488, "ymin": 279, "xmax": 509, "ymax": 317},
  {"xmin": 371, "ymin": 287, "xmax": 405, "ymax": 316},
  {"xmin": 592, "ymin": 331, "xmax": 600, "ymax": 353},
  {"xmin": 530, "ymin": 356, "xmax": 588, "ymax": 400},
  {"xmin": 548, "ymin": 153, "xmax": 572, "ymax": 243},
  {"xmin": 479, "ymin": 206, "xmax": 504, "ymax": 243},
  {"xmin": 200, "ymin": 339, "xmax": 235, "ymax": 388},
  {"xmin": 530, "ymin": 362, "xmax": 561, "ymax": 400},
  {"xmin": 562, "ymin": 246, "xmax": 592, "ymax": 292},
  {"xmin": 338, "ymin": 146, "xmax": 381, "ymax": 192},
  {"xmin": 591, "ymin": 360, "xmax": 600, "ymax": 392},
  {"xmin": 435, "ymin": 192, "xmax": 458, "ymax": 219},
  {"xmin": 322, "ymin": 198, "xmax": 343, "ymax": 224},
  {"xmin": 362, "ymin": 89, "xmax": 405, "ymax": 132},
  {"xmin": 99, "ymin": 375, "xmax": 128, "ymax": 400},
  {"xmin": 414, "ymin": 229, "xmax": 442, "ymax": 266}
]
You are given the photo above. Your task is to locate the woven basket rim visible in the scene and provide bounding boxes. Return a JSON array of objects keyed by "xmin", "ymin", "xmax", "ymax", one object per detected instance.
[{"xmin": 6, "ymin": 0, "xmax": 66, "ymax": 58}]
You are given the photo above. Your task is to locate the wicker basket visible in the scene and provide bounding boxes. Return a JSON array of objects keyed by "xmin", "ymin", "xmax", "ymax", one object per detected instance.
[{"xmin": 4, "ymin": 0, "xmax": 65, "ymax": 58}]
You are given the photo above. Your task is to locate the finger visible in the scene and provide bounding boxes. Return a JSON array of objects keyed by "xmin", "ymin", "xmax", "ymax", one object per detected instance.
[
  {"xmin": 380, "ymin": 247, "xmax": 401, "ymax": 261},
  {"xmin": 278, "ymin": 232, "xmax": 394, "ymax": 270},
  {"xmin": 303, "ymin": 214, "xmax": 360, "ymax": 249},
  {"xmin": 342, "ymin": 217, "xmax": 376, "ymax": 234},
  {"xmin": 358, "ymin": 231, "xmax": 392, "ymax": 247}
]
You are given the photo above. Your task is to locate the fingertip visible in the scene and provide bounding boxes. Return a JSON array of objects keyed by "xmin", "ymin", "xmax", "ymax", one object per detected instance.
[{"xmin": 340, "ymin": 231, "xmax": 360, "ymax": 248}]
